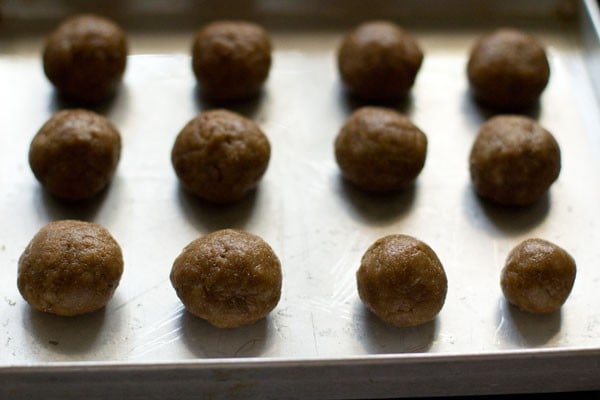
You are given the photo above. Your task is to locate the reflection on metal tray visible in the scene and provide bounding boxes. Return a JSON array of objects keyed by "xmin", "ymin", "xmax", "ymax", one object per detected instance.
[{"xmin": 1, "ymin": 0, "xmax": 600, "ymax": 398}]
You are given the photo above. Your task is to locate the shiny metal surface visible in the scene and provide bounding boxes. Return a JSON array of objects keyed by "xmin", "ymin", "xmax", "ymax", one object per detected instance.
[{"xmin": 1, "ymin": 1, "xmax": 600, "ymax": 398}]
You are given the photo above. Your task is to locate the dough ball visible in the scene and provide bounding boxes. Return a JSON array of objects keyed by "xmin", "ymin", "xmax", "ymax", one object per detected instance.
[
  {"xmin": 170, "ymin": 229, "xmax": 282, "ymax": 328},
  {"xmin": 192, "ymin": 21, "xmax": 272, "ymax": 101},
  {"xmin": 469, "ymin": 115, "xmax": 560, "ymax": 206},
  {"xmin": 357, "ymin": 234, "xmax": 447, "ymax": 327},
  {"xmin": 43, "ymin": 14, "xmax": 128, "ymax": 104},
  {"xmin": 337, "ymin": 21, "xmax": 423, "ymax": 101},
  {"xmin": 171, "ymin": 109, "xmax": 270, "ymax": 203},
  {"xmin": 335, "ymin": 106, "xmax": 427, "ymax": 192},
  {"xmin": 501, "ymin": 238, "xmax": 576, "ymax": 314},
  {"xmin": 467, "ymin": 28, "xmax": 550, "ymax": 110},
  {"xmin": 17, "ymin": 220, "xmax": 124, "ymax": 317},
  {"xmin": 29, "ymin": 109, "xmax": 122, "ymax": 201}
]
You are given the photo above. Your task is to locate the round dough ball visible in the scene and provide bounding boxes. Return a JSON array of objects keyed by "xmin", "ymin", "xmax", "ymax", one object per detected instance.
[
  {"xmin": 192, "ymin": 21, "xmax": 272, "ymax": 101},
  {"xmin": 469, "ymin": 115, "xmax": 560, "ymax": 206},
  {"xmin": 337, "ymin": 21, "xmax": 423, "ymax": 101},
  {"xmin": 170, "ymin": 229, "xmax": 282, "ymax": 328},
  {"xmin": 501, "ymin": 238, "xmax": 576, "ymax": 314},
  {"xmin": 171, "ymin": 109, "xmax": 270, "ymax": 203},
  {"xmin": 467, "ymin": 28, "xmax": 550, "ymax": 110},
  {"xmin": 29, "ymin": 109, "xmax": 122, "ymax": 201},
  {"xmin": 17, "ymin": 220, "xmax": 124, "ymax": 317},
  {"xmin": 357, "ymin": 234, "xmax": 447, "ymax": 327},
  {"xmin": 43, "ymin": 14, "xmax": 128, "ymax": 104},
  {"xmin": 335, "ymin": 106, "xmax": 427, "ymax": 192}
]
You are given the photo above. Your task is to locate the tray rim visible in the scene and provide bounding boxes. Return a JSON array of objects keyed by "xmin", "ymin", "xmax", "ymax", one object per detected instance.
[
  {"xmin": 582, "ymin": 0, "xmax": 600, "ymax": 101},
  {"xmin": 2, "ymin": 345, "xmax": 600, "ymax": 371},
  {"xmin": 3, "ymin": 347, "xmax": 600, "ymax": 399}
]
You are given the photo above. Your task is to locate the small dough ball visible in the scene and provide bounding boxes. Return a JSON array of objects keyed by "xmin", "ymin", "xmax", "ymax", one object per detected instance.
[
  {"xmin": 467, "ymin": 28, "xmax": 550, "ymax": 110},
  {"xmin": 192, "ymin": 21, "xmax": 272, "ymax": 101},
  {"xmin": 29, "ymin": 109, "xmax": 122, "ymax": 201},
  {"xmin": 469, "ymin": 115, "xmax": 560, "ymax": 206},
  {"xmin": 17, "ymin": 220, "xmax": 124, "ymax": 317},
  {"xmin": 337, "ymin": 21, "xmax": 423, "ymax": 101},
  {"xmin": 335, "ymin": 106, "xmax": 427, "ymax": 192},
  {"xmin": 171, "ymin": 109, "xmax": 270, "ymax": 203},
  {"xmin": 357, "ymin": 234, "xmax": 447, "ymax": 327},
  {"xmin": 501, "ymin": 238, "xmax": 576, "ymax": 314},
  {"xmin": 43, "ymin": 14, "xmax": 128, "ymax": 103},
  {"xmin": 170, "ymin": 229, "xmax": 282, "ymax": 328}
]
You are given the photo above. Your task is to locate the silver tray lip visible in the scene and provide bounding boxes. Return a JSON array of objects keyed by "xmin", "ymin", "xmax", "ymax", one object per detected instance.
[
  {"xmin": 3, "ymin": 349, "xmax": 599, "ymax": 399},
  {"xmin": 584, "ymin": 0, "xmax": 600, "ymax": 26},
  {"xmin": 582, "ymin": 0, "xmax": 600, "ymax": 100},
  {"xmin": 585, "ymin": 0, "xmax": 600, "ymax": 27},
  {"xmin": 2, "ymin": 346, "xmax": 600, "ymax": 373}
]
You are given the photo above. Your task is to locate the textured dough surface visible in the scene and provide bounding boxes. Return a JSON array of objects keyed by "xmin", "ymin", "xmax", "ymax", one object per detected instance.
[
  {"xmin": 469, "ymin": 115, "xmax": 560, "ymax": 206},
  {"xmin": 170, "ymin": 229, "xmax": 282, "ymax": 328},
  {"xmin": 29, "ymin": 109, "xmax": 122, "ymax": 201},
  {"xmin": 357, "ymin": 234, "xmax": 447, "ymax": 327},
  {"xmin": 43, "ymin": 14, "xmax": 128, "ymax": 103},
  {"xmin": 18, "ymin": 220, "xmax": 124, "ymax": 316},
  {"xmin": 192, "ymin": 21, "xmax": 272, "ymax": 101},
  {"xmin": 501, "ymin": 238, "xmax": 576, "ymax": 314},
  {"xmin": 171, "ymin": 109, "xmax": 270, "ymax": 203},
  {"xmin": 338, "ymin": 21, "xmax": 423, "ymax": 101},
  {"xmin": 467, "ymin": 28, "xmax": 550, "ymax": 110},
  {"xmin": 335, "ymin": 106, "xmax": 427, "ymax": 192}
]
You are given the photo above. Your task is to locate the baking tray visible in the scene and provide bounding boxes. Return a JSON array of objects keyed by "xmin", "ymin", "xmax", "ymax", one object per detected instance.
[{"xmin": 1, "ymin": 0, "xmax": 600, "ymax": 398}]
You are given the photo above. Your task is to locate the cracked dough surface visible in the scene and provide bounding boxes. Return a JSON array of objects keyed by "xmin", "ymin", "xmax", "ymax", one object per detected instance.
[
  {"xmin": 335, "ymin": 106, "xmax": 427, "ymax": 192},
  {"xmin": 29, "ymin": 109, "xmax": 121, "ymax": 201},
  {"xmin": 171, "ymin": 109, "xmax": 270, "ymax": 203},
  {"xmin": 192, "ymin": 21, "xmax": 272, "ymax": 101},
  {"xmin": 467, "ymin": 28, "xmax": 549, "ymax": 110},
  {"xmin": 501, "ymin": 238, "xmax": 576, "ymax": 314},
  {"xmin": 43, "ymin": 14, "xmax": 127, "ymax": 103},
  {"xmin": 337, "ymin": 21, "xmax": 423, "ymax": 101},
  {"xmin": 170, "ymin": 229, "xmax": 282, "ymax": 328},
  {"xmin": 17, "ymin": 220, "xmax": 124, "ymax": 317},
  {"xmin": 356, "ymin": 234, "xmax": 447, "ymax": 327},
  {"xmin": 469, "ymin": 115, "xmax": 560, "ymax": 206}
]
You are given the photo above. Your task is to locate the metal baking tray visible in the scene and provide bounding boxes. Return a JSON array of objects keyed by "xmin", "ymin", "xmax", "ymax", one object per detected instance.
[{"xmin": 1, "ymin": 0, "xmax": 600, "ymax": 398}]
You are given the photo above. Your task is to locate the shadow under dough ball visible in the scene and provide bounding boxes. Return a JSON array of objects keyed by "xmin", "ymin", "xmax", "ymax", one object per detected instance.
[
  {"xmin": 501, "ymin": 238, "xmax": 576, "ymax": 314},
  {"xmin": 170, "ymin": 229, "xmax": 282, "ymax": 328},
  {"xmin": 171, "ymin": 109, "xmax": 270, "ymax": 204},
  {"xmin": 18, "ymin": 220, "xmax": 124, "ymax": 317},
  {"xmin": 357, "ymin": 234, "xmax": 447, "ymax": 327},
  {"xmin": 467, "ymin": 28, "xmax": 550, "ymax": 110},
  {"xmin": 335, "ymin": 106, "xmax": 427, "ymax": 192},
  {"xmin": 337, "ymin": 21, "xmax": 423, "ymax": 101},
  {"xmin": 43, "ymin": 14, "xmax": 128, "ymax": 104},
  {"xmin": 192, "ymin": 21, "xmax": 272, "ymax": 101},
  {"xmin": 29, "ymin": 109, "xmax": 121, "ymax": 201},
  {"xmin": 469, "ymin": 115, "xmax": 560, "ymax": 206}
]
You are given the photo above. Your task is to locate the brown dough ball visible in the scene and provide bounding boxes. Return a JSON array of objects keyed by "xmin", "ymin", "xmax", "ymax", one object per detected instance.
[
  {"xmin": 335, "ymin": 106, "xmax": 427, "ymax": 192},
  {"xmin": 29, "ymin": 109, "xmax": 122, "ymax": 201},
  {"xmin": 17, "ymin": 220, "xmax": 124, "ymax": 317},
  {"xmin": 337, "ymin": 21, "xmax": 424, "ymax": 101},
  {"xmin": 501, "ymin": 238, "xmax": 576, "ymax": 314},
  {"xmin": 192, "ymin": 21, "xmax": 272, "ymax": 101},
  {"xmin": 469, "ymin": 115, "xmax": 560, "ymax": 206},
  {"xmin": 43, "ymin": 14, "xmax": 128, "ymax": 104},
  {"xmin": 467, "ymin": 28, "xmax": 550, "ymax": 110},
  {"xmin": 357, "ymin": 234, "xmax": 447, "ymax": 327},
  {"xmin": 171, "ymin": 109, "xmax": 270, "ymax": 203},
  {"xmin": 170, "ymin": 229, "xmax": 282, "ymax": 328}
]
